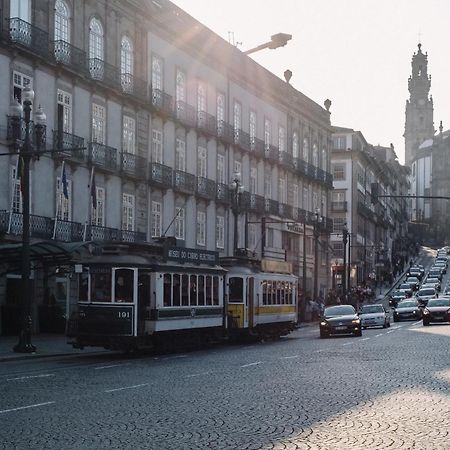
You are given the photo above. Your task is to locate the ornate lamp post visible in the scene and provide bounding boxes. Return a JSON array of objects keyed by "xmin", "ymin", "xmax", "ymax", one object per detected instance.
[
  {"xmin": 230, "ymin": 172, "xmax": 244, "ymax": 256},
  {"xmin": 342, "ymin": 223, "xmax": 349, "ymax": 297},
  {"xmin": 10, "ymin": 86, "xmax": 47, "ymax": 353}
]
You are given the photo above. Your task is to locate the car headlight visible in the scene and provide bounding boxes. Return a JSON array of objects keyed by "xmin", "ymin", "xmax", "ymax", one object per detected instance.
[
  {"xmin": 320, "ymin": 321, "xmax": 328, "ymax": 326},
  {"xmin": 352, "ymin": 319, "xmax": 360, "ymax": 325},
  {"xmin": 423, "ymin": 309, "xmax": 430, "ymax": 315}
]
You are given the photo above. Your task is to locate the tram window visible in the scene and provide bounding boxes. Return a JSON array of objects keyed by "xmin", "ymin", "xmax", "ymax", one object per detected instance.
[
  {"xmin": 229, "ymin": 277, "xmax": 243, "ymax": 303},
  {"xmin": 213, "ymin": 277, "xmax": 219, "ymax": 305},
  {"xmin": 115, "ymin": 269, "xmax": 134, "ymax": 303},
  {"xmin": 198, "ymin": 275, "xmax": 205, "ymax": 306},
  {"xmin": 181, "ymin": 275, "xmax": 189, "ymax": 306},
  {"xmin": 172, "ymin": 274, "xmax": 181, "ymax": 306},
  {"xmin": 189, "ymin": 275, "xmax": 197, "ymax": 306},
  {"xmin": 205, "ymin": 276, "xmax": 212, "ymax": 305},
  {"xmin": 276, "ymin": 282, "xmax": 282, "ymax": 304},
  {"xmin": 267, "ymin": 281, "xmax": 273, "ymax": 305},
  {"xmin": 91, "ymin": 272, "xmax": 112, "ymax": 302},
  {"xmin": 287, "ymin": 283, "xmax": 292, "ymax": 304},
  {"xmin": 163, "ymin": 274, "xmax": 171, "ymax": 306},
  {"xmin": 79, "ymin": 273, "xmax": 89, "ymax": 301}
]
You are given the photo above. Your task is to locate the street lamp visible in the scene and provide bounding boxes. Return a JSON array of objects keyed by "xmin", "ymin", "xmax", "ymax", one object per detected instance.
[
  {"xmin": 342, "ymin": 223, "xmax": 349, "ymax": 298},
  {"xmin": 230, "ymin": 172, "xmax": 244, "ymax": 256},
  {"xmin": 312, "ymin": 208, "xmax": 323, "ymax": 301},
  {"xmin": 10, "ymin": 86, "xmax": 47, "ymax": 353},
  {"xmin": 243, "ymin": 33, "xmax": 292, "ymax": 55}
]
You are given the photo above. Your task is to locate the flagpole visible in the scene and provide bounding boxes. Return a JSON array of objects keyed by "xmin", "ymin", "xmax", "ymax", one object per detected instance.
[
  {"xmin": 84, "ymin": 166, "xmax": 94, "ymax": 241},
  {"xmin": 52, "ymin": 161, "xmax": 65, "ymax": 240},
  {"xmin": 8, "ymin": 155, "xmax": 21, "ymax": 234}
]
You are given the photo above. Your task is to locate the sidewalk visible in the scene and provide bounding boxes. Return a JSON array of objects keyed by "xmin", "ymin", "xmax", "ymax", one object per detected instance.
[{"xmin": 0, "ymin": 334, "xmax": 107, "ymax": 362}]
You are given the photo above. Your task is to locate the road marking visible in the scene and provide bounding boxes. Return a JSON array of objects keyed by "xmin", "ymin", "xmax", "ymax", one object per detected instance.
[
  {"xmin": 95, "ymin": 363, "xmax": 130, "ymax": 370},
  {"xmin": 0, "ymin": 401, "xmax": 55, "ymax": 415},
  {"xmin": 342, "ymin": 342, "xmax": 353, "ymax": 346},
  {"xmin": 105, "ymin": 383, "xmax": 148, "ymax": 393},
  {"xmin": 375, "ymin": 334, "xmax": 383, "ymax": 338},
  {"xmin": 186, "ymin": 371, "xmax": 213, "ymax": 378},
  {"xmin": 241, "ymin": 361, "xmax": 262, "ymax": 368},
  {"xmin": 7, "ymin": 374, "xmax": 55, "ymax": 381},
  {"xmin": 361, "ymin": 337, "xmax": 370, "ymax": 341},
  {"xmin": 386, "ymin": 330, "xmax": 395, "ymax": 334},
  {"xmin": 280, "ymin": 355, "xmax": 299, "ymax": 359}
]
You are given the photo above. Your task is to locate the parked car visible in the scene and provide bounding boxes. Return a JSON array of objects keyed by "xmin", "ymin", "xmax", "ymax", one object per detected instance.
[
  {"xmin": 389, "ymin": 290, "xmax": 407, "ymax": 307},
  {"xmin": 319, "ymin": 305, "xmax": 362, "ymax": 338},
  {"xmin": 415, "ymin": 287, "xmax": 437, "ymax": 307},
  {"xmin": 359, "ymin": 304, "xmax": 390, "ymax": 329},
  {"xmin": 393, "ymin": 299, "xmax": 423, "ymax": 322},
  {"xmin": 422, "ymin": 297, "xmax": 450, "ymax": 325}
]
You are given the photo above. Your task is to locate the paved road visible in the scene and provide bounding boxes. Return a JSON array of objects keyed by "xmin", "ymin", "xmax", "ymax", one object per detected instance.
[{"xmin": 1, "ymin": 249, "xmax": 449, "ymax": 449}]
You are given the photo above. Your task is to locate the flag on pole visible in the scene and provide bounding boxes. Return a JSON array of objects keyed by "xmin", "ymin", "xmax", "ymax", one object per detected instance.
[
  {"xmin": 61, "ymin": 161, "xmax": 68, "ymax": 200},
  {"xmin": 90, "ymin": 167, "xmax": 97, "ymax": 209}
]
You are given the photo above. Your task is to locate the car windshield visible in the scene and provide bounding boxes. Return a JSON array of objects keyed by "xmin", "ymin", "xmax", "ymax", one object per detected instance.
[
  {"xmin": 324, "ymin": 305, "xmax": 355, "ymax": 317},
  {"xmin": 418, "ymin": 289, "xmax": 435, "ymax": 296},
  {"xmin": 399, "ymin": 284, "xmax": 411, "ymax": 289},
  {"xmin": 360, "ymin": 305, "xmax": 384, "ymax": 314},
  {"xmin": 397, "ymin": 301, "xmax": 416, "ymax": 308},
  {"xmin": 427, "ymin": 299, "xmax": 450, "ymax": 307},
  {"xmin": 407, "ymin": 277, "xmax": 418, "ymax": 282}
]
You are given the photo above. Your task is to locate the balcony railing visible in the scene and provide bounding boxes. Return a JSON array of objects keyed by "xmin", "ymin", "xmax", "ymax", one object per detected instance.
[
  {"xmin": 241, "ymin": 192, "xmax": 264, "ymax": 213},
  {"xmin": 7, "ymin": 18, "xmax": 50, "ymax": 59},
  {"xmin": 236, "ymin": 130, "xmax": 251, "ymax": 152},
  {"xmin": 88, "ymin": 142, "xmax": 118, "ymax": 171},
  {"xmin": 151, "ymin": 89, "xmax": 173, "ymax": 116},
  {"xmin": 265, "ymin": 199, "xmax": 279, "ymax": 216},
  {"xmin": 120, "ymin": 73, "xmax": 148, "ymax": 101},
  {"xmin": 217, "ymin": 120, "xmax": 234, "ymax": 145},
  {"xmin": 52, "ymin": 130, "xmax": 85, "ymax": 161},
  {"xmin": 279, "ymin": 203, "xmax": 293, "ymax": 220},
  {"xmin": 266, "ymin": 145, "xmax": 279, "ymax": 163},
  {"xmin": 196, "ymin": 177, "xmax": 216, "ymax": 200},
  {"xmin": 121, "ymin": 152, "xmax": 147, "ymax": 179},
  {"xmin": 52, "ymin": 40, "xmax": 88, "ymax": 75},
  {"xmin": 280, "ymin": 151, "xmax": 294, "ymax": 170},
  {"xmin": 331, "ymin": 201, "xmax": 348, "ymax": 212},
  {"xmin": 148, "ymin": 163, "xmax": 173, "ymax": 189},
  {"xmin": 88, "ymin": 58, "xmax": 121, "ymax": 90},
  {"xmin": 173, "ymin": 170, "xmax": 196, "ymax": 195},
  {"xmin": 175, "ymin": 101, "xmax": 197, "ymax": 128},
  {"xmin": 197, "ymin": 111, "xmax": 217, "ymax": 137},
  {"xmin": 86, "ymin": 225, "xmax": 145, "ymax": 243},
  {"xmin": 216, "ymin": 183, "xmax": 230, "ymax": 204},
  {"xmin": 53, "ymin": 219, "xmax": 84, "ymax": 242},
  {"xmin": 250, "ymin": 138, "xmax": 265, "ymax": 159},
  {"xmin": 3, "ymin": 211, "xmax": 53, "ymax": 239}
]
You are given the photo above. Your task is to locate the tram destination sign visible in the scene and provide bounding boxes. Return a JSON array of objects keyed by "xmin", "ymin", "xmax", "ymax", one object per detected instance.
[{"xmin": 165, "ymin": 247, "xmax": 218, "ymax": 266}]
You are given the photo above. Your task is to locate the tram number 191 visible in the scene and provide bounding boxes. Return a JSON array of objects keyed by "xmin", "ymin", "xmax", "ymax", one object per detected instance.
[{"xmin": 118, "ymin": 311, "xmax": 131, "ymax": 319}]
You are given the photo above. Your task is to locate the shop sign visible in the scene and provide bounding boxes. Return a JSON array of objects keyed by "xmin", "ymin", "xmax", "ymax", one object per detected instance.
[{"xmin": 165, "ymin": 247, "xmax": 218, "ymax": 266}]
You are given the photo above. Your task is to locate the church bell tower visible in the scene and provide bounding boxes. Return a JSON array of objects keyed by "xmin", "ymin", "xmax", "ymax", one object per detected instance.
[{"xmin": 404, "ymin": 43, "xmax": 434, "ymax": 166}]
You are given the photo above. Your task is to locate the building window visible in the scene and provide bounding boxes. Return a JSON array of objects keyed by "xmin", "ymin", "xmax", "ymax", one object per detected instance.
[
  {"xmin": 54, "ymin": 0, "xmax": 70, "ymax": 42},
  {"xmin": 312, "ymin": 143, "xmax": 319, "ymax": 167},
  {"xmin": 250, "ymin": 168, "xmax": 257, "ymax": 194},
  {"xmin": 249, "ymin": 111, "xmax": 256, "ymax": 144},
  {"xmin": 216, "ymin": 215, "xmax": 225, "ymax": 249},
  {"xmin": 197, "ymin": 82, "xmax": 206, "ymax": 114},
  {"xmin": 122, "ymin": 116, "xmax": 135, "ymax": 154},
  {"xmin": 233, "ymin": 101, "xmax": 241, "ymax": 142},
  {"xmin": 217, "ymin": 154, "xmax": 225, "ymax": 184},
  {"xmin": 322, "ymin": 147, "xmax": 327, "ymax": 170},
  {"xmin": 89, "ymin": 18, "xmax": 104, "ymax": 61},
  {"xmin": 332, "ymin": 163, "xmax": 346, "ymax": 180},
  {"xmin": 264, "ymin": 119, "xmax": 272, "ymax": 149},
  {"xmin": 332, "ymin": 242, "xmax": 344, "ymax": 258},
  {"xmin": 151, "ymin": 55, "xmax": 163, "ymax": 91},
  {"xmin": 279, "ymin": 177, "xmax": 286, "ymax": 204},
  {"xmin": 333, "ymin": 136, "xmax": 346, "ymax": 150},
  {"xmin": 175, "ymin": 207, "xmax": 185, "ymax": 240},
  {"xmin": 293, "ymin": 184, "xmax": 299, "ymax": 208},
  {"xmin": 57, "ymin": 89, "xmax": 72, "ymax": 133},
  {"xmin": 151, "ymin": 201, "xmax": 162, "ymax": 237},
  {"xmin": 266, "ymin": 228, "xmax": 274, "ymax": 248},
  {"xmin": 92, "ymin": 104, "xmax": 105, "ymax": 144},
  {"xmin": 10, "ymin": 0, "xmax": 30, "ymax": 21},
  {"xmin": 197, "ymin": 146, "xmax": 207, "ymax": 177},
  {"xmin": 264, "ymin": 170, "xmax": 272, "ymax": 198},
  {"xmin": 56, "ymin": 174, "xmax": 71, "ymax": 221},
  {"xmin": 333, "ymin": 217, "xmax": 346, "ymax": 233},
  {"xmin": 175, "ymin": 138, "xmax": 186, "ymax": 171},
  {"xmin": 176, "ymin": 69, "xmax": 186, "ymax": 104},
  {"xmin": 303, "ymin": 137, "xmax": 309, "ymax": 162},
  {"xmin": 91, "ymin": 186, "xmax": 105, "ymax": 226},
  {"xmin": 293, "ymin": 132, "xmax": 299, "ymax": 159},
  {"xmin": 197, "ymin": 211, "xmax": 206, "ymax": 246},
  {"xmin": 278, "ymin": 126, "xmax": 285, "ymax": 152},
  {"xmin": 122, "ymin": 193, "xmax": 135, "ymax": 231},
  {"xmin": 233, "ymin": 160, "xmax": 242, "ymax": 178},
  {"xmin": 152, "ymin": 129, "xmax": 163, "ymax": 163},
  {"xmin": 303, "ymin": 186, "xmax": 309, "ymax": 211},
  {"xmin": 13, "ymin": 71, "xmax": 32, "ymax": 104},
  {"xmin": 248, "ymin": 223, "xmax": 257, "ymax": 250},
  {"xmin": 120, "ymin": 36, "xmax": 133, "ymax": 76},
  {"xmin": 216, "ymin": 92, "xmax": 225, "ymax": 130}
]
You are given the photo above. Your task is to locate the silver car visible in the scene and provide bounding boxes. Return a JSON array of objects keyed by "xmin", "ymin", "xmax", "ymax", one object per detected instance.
[{"xmin": 359, "ymin": 304, "xmax": 390, "ymax": 329}]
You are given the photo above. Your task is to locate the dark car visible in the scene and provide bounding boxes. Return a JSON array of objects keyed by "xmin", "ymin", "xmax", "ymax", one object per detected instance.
[
  {"xmin": 408, "ymin": 268, "xmax": 423, "ymax": 280},
  {"xmin": 415, "ymin": 287, "xmax": 437, "ymax": 307},
  {"xmin": 389, "ymin": 290, "xmax": 407, "ymax": 307},
  {"xmin": 422, "ymin": 297, "xmax": 450, "ymax": 325},
  {"xmin": 406, "ymin": 276, "xmax": 420, "ymax": 291},
  {"xmin": 398, "ymin": 283, "xmax": 413, "ymax": 297},
  {"xmin": 319, "ymin": 305, "xmax": 362, "ymax": 338},
  {"xmin": 393, "ymin": 299, "xmax": 422, "ymax": 322},
  {"xmin": 427, "ymin": 270, "xmax": 443, "ymax": 281},
  {"xmin": 425, "ymin": 277, "xmax": 441, "ymax": 291}
]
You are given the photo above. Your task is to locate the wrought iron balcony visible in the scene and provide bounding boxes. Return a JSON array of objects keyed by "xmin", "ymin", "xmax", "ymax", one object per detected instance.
[
  {"xmin": 86, "ymin": 225, "xmax": 146, "ymax": 243},
  {"xmin": 120, "ymin": 73, "xmax": 148, "ymax": 101},
  {"xmin": 357, "ymin": 201, "xmax": 374, "ymax": 221},
  {"xmin": 174, "ymin": 101, "xmax": 197, "ymax": 128},
  {"xmin": 250, "ymin": 138, "xmax": 265, "ymax": 159},
  {"xmin": 7, "ymin": 18, "xmax": 50, "ymax": 59},
  {"xmin": 148, "ymin": 163, "xmax": 173, "ymax": 189},
  {"xmin": 217, "ymin": 120, "xmax": 234, "ymax": 146},
  {"xmin": 294, "ymin": 158, "xmax": 308, "ymax": 177},
  {"xmin": 88, "ymin": 58, "xmax": 121, "ymax": 90},
  {"xmin": 265, "ymin": 198, "xmax": 279, "ymax": 216},
  {"xmin": 88, "ymin": 142, "xmax": 118, "ymax": 171},
  {"xmin": 121, "ymin": 152, "xmax": 147, "ymax": 179},
  {"xmin": 279, "ymin": 203, "xmax": 293, "ymax": 220},
  {"xmin": 331, "ymin": 201, "xmax": 348, "ymax": 212},
  {"xmin": 236, "ymin": 130, "xmax": 251, "ymax": 152},
  {"xmin": 3, "ymin": 211, "xmax": 53, "ymax": 239},
  {"xmin": 265, "ymin": 145, "xmax": 279, "ymax": 163},
  {"xmin": 280, "ymin": 151, "xmax": 294, "ymax": 170},
  {"xmin": 52, "ymin": 40, "xmax": 88, "ymax": 75},
  {"xmin": 197, "ymin": 111, "xmax": 217, "ymax": 137},
  {"xmin": 216, "ymin": 183, "xmax": 230, "ymax": 204},
  {"xmin": 173, "ymin": 170, "xmax": 196, "ymax": 195},
  {"xmin": 6, "ymin": 116, "xmax": 47, "ymax": 148},
  {"xmin": 296, "ymin": 208, "xmax": 308, "ymax": 224},
  {"xmin": 151, "ymin": 89, "xmax": 173, "ymax": 116},
  {"xmin": 241, "ymin": 192, "xmax": 264, "ymax": 213},
  {"xmin": 52, "ymin": 130, "xmax": 85, "ymax": 161},
  {"xmin": 196, "ymin": 177, "xmax": 216, "ymax": 200},
  {"xmin": 53, "ymin": 219, "xmax": 84, "ymax": 242}
]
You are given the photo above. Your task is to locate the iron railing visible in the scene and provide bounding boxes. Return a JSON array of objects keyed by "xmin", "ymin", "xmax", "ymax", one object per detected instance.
[
  {"xmin": 148, "ymin": 163, "xmax": 173, "ymax": 189},
  {"xmin": 266, "ymin": 145, "xmax": 279, "ymax": 163},
  {"xmin": 7, "ymin": 18, "xmax": 50, "ymax": 59},
  {"xmin": 88, "ymin": 58, "xmax": 121, "ymax": 90},
  {"xmin": 121, "ymin": 152, "xmax": 147, "ymax": 179},
  {"xmin": 52, "ymin": 130, "xmax": 85, "ymax": 161},
  {"xmin": 217, "ymin": 120, "xmax": 234, "ymax": 145},
  {"xmin": 265, "ymin": 199, "xmax": 279, "ymax": 216},
  {"xmin": 197, "ymin": 111, "xmax": 217, "ymax": 137},
  {"xmin": 174, "ymin": 101, "xmax": 197, "ymax": 128},
  {"xmin": 196, "ymin": 177, "xmax": 216, "ymax": 200},
  {"xmin": 120, "ymin": 73, "xmax": 148, "ymax": 100},
  {"xmin": 331, "ymin": 201, "xmax": 348, "ymax": 212},
  {"xmin": 53, "ymin": 219, "xmax": 84, "ymax": 242},
  {"xmin": 88, "ymin": 142, "xmax": 118, "ymax": 171},
  {"xmin": 52, "ymin": 40, "xmax": 88, "ymax": 75},
  {"xmin": 151, "ymin": 89, "xmax": 173, "ymax": 116},
  {"xmin": 216, "ymin": 183, "xmax": 230, "ymax": 204},
  {"xmin": 173, "ymin": 170, "xmax": 196, "ymax": 195},
  {"xmin": 250, "ymin": 138, "xmax": 265, "ymax": 159}
]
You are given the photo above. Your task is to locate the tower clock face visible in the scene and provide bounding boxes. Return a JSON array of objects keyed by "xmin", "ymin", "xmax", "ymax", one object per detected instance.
[{"xmin": 418, "ymin": 99, "xmax": 425, "ymax": 106}]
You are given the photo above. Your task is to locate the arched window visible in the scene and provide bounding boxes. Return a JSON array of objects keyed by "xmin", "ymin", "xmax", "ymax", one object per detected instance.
[
  {"xmin": 292, "ymin": 132, "xmax": 299, "ymax": 159},
  {"xmin": 120, "ymin": 36, "xmax": 133, "ymax": 75},
  {"xmin": 54, "ymin": 0, "xmax": 70, "ymax": 42},
  {"xmin": 312, "ymin": 143, "xmax": 318, "ymax": 167},
  {"xmin": 303, "ymin": 137, "xmax": 309, "ymax": 162},
  {"xmin": 89, "ymin": 18, "xmax": 104, "ymax": 61}
]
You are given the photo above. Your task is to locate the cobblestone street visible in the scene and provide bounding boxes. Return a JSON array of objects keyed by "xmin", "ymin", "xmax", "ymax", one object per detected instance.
[{"xmin": 1, "ymin": 316, "xmax": 449, "ymax": 449}]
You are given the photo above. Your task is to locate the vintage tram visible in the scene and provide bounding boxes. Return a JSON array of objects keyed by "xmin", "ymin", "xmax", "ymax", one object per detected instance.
[{"xmin": 67, "ymin": 240, "xmax": 298, "ymax": 351}]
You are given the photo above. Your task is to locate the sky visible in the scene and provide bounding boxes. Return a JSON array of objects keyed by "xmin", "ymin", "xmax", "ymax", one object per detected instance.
[{"xmin": 171, "ymin": 0, "xmax": 450, "ymax": 164}]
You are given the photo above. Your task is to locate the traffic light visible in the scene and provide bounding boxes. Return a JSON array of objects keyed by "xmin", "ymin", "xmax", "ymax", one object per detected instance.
[{"xmin": 371, "ymin": 183, "xmax": 379, "ymax": 204}]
